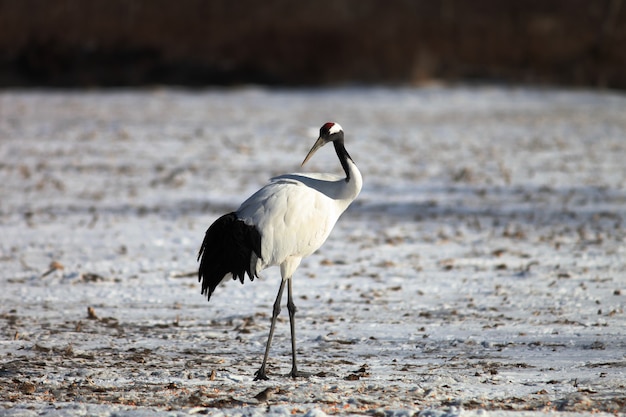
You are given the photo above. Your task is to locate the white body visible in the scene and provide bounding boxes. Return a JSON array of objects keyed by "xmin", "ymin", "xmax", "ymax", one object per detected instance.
[
  {"xmin": 237, "ymin": 158, "xmax": 362, "ymax": 280},
  {"xmin": 198, "ymin": 122, "xmax": 361, "ymax": 379}
]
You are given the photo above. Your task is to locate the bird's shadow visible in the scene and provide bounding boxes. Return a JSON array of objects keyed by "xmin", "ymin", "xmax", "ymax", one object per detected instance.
[{"xmin": 347, "ymin": 182, "xmax": 625, "ymax": 230}]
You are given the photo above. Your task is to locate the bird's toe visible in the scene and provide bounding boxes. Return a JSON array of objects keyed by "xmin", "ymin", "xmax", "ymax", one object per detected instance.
[
  {"xmin": 289, "ymin": 369, "xmax": 312, "ymax": 379},
  {"xmin": 253, "ymin": 369, "xmax": 270, "ymax": 381}
]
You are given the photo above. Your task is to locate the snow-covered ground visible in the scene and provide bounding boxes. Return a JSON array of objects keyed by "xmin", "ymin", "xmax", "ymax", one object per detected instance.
[{"xmin": 1, "ymin": 87, "xmax": 625, "ymax": 417}]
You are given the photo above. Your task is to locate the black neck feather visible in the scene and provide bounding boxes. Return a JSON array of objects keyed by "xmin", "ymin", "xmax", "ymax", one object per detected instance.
[{"xmin": 333, "ymin": 139, "xmax": 353, "ymax": 182}]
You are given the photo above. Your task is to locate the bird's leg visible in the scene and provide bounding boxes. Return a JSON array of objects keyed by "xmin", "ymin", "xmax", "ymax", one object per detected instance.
[
  {"xmin": 254, "ymin": 279, "xmax": 286, "ymax": 381},
  {"xmin": 287, "ymin": 278, "xmax": 311, "ymax": 379}
]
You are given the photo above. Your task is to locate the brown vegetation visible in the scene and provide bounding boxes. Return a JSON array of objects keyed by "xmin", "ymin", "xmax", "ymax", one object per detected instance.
[{"xmin": 0, "ymin": 0, "xmax": 624, "ymax": 88}]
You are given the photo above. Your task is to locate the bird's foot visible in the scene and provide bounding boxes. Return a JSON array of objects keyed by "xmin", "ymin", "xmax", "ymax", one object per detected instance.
[
  {"xmin": 254, "ymin": 367, "xmax": 269, "ymax": 381},
  {"xmin": 255, "ymin": 367, "xmax": 312, "ymax": 380},
  {"xmin": 289, "ymin": 368, "xmax": 312, "ymax": 379}
]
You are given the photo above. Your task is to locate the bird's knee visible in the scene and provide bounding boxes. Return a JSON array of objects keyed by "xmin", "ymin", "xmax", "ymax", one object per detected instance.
[
  {"xmin": 272, "ymin": 303, "xmax": 281, "ymax": 317},
  {"xmin": 287, "ymin": 300, "xmax": 297, "ymax": 315}
]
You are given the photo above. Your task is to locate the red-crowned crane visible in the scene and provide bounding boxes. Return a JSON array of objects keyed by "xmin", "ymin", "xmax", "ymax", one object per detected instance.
[{"xmin": 198, "ymin": 122, "xmax": 362, "ymax": 380}]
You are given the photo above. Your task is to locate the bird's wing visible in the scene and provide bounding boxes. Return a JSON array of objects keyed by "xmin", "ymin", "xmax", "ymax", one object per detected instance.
[
  {"xmin": 271, "ymin": 172, "xmax": 343, "ymax": 182},
  {"xmin": 237, "ymin": 179, "xmax": 341, "ymax": 268}
]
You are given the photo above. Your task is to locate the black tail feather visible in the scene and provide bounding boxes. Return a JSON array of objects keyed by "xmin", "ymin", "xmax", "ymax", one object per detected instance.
[{"xmin": 198, "ymin": 212, "xmax": 262, "ymax": 301}]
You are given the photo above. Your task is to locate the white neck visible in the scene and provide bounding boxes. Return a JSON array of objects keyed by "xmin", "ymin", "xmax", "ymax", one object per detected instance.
[{"xmin": 342, "ymin": 157, "xmax": 363, "ymax": 203}]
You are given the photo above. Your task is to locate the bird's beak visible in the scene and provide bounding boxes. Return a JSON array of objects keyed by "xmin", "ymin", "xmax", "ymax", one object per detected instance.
[{"xmin": 301, "ymin": 136, "xmax": 327, "ymax": 166}]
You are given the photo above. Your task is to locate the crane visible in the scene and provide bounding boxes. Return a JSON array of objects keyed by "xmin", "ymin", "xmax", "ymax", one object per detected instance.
[{"xmin": 198, "ymin": 122, "xmax": 362, "ymax": 380}]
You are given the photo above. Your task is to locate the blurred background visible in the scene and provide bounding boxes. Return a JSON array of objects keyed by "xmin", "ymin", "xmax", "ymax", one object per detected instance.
[{"xmin": 0, "ymin": 0, "xmax": 624, "ymax": 89}]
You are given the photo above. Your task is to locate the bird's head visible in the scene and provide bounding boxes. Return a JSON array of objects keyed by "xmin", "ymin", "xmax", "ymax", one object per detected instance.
[{"xmin": 301, "ymin": 122, "xmax": 344, "ymax": 166}]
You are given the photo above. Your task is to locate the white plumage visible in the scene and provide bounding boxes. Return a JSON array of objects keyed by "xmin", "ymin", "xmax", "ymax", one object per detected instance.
[
  {"xmin": 239, "ymin": 171, "xmax": 361, "ymax": 278},
  {"xmin": 198, "ymin": 122, "xmax": 362, "ymax": 380}
]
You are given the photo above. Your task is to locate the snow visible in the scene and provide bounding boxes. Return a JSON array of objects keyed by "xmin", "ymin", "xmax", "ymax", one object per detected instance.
[{"xmin": 1, "ymin": 86, "xmax": 625, "ymax": 416}]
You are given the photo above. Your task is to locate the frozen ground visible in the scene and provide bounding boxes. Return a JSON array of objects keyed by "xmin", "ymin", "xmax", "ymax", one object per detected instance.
[{"xmin": 0, "ymin": 87, "xmax": 625, "ymax": 417}]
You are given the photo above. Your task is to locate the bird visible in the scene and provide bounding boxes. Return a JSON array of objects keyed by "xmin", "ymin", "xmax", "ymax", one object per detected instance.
[{"xmin": 197, "ymin": 122, "xmax": 362, "ymax": 380}]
